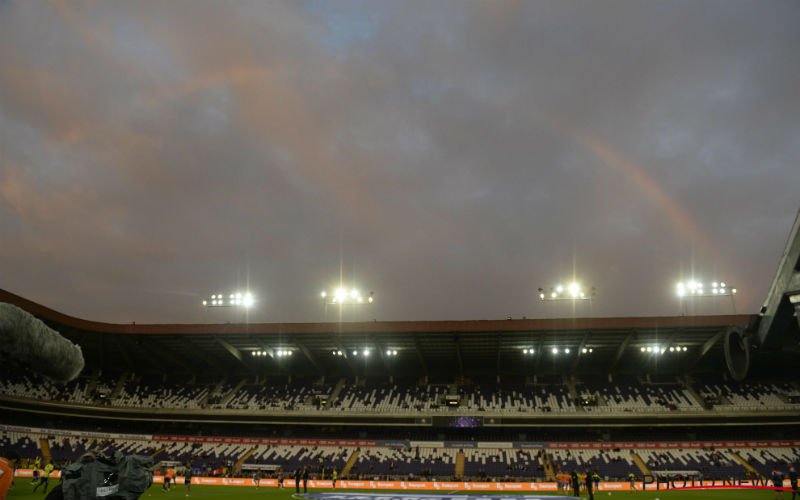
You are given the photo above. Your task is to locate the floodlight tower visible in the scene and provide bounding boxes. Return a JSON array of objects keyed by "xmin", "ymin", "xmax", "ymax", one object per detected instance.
[
  {"xmin": 320, "ymin": 287, "xmax": 374, "ymax": 306},
  {"xmin": 319, "ymin": 286, "xmax": 375, "ymax": 320},
  {"xmin": 538, "ymin": 282, "xmax": 596, "ymax": 301},
  {"xmin": 202, "ymin": 291, "xmax": 255, "ymax": 308},
  {"xmin": 675, "ymin": 280, "xmax": 738, "ymax": 314},
  {"xmin": 537, "ymin": 281, "xmax": 596, "ymax": 319}
]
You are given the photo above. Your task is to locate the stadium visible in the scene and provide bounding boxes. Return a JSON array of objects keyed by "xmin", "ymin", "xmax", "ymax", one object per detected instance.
[
  {"xmin": 2, "ymin": 212, "xmax": 799, "ymax": 500},
  {"xmin": 2, "ymin": 3, "xmax": 799, "ymax": 500}
]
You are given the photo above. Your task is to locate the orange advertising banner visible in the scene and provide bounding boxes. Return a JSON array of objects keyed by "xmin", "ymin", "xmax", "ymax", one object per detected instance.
[{"xmin": 15, "ymin": 470, "xmax": 781, "ymax": 491}]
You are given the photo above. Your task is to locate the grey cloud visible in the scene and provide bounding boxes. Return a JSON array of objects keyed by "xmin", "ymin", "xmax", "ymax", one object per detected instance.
[{"xmin": 0, "ymin": 0, "xmax": 798, "ymax": 323}]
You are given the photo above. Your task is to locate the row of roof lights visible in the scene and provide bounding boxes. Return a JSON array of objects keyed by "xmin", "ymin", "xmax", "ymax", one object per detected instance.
[
  {"xmin": 522, "ymin": 347, "xmax": 593, "ymax": 355},
  {"xmin": 331, "ymin": 349, "xmax": 399, "ymax": 356},
  {"xmin": 641, "ymin": 346, "xmax": 689, "ymax": 354},
  {"xmin": 251, "ymin": 349, "xmax": 293, "ymax": 357},
  {"xmin": 253, "ymin": 346, "xmax": 691, "ymax": 358}
]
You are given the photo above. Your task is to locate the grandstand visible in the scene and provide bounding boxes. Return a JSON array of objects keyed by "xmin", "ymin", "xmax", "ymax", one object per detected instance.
[{"xmin": 1, "ymin": 212, "xmax": 799, "ymax": 486}]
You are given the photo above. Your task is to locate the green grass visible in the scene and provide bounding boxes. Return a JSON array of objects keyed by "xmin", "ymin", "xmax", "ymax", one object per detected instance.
[{"xmin": 7, "ymin": 481, "xmax": 784, "ymax": 500}]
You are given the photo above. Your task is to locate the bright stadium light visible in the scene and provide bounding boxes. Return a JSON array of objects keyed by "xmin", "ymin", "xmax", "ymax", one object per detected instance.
[
  {"xmin": 539, "ymin": 282, "xmax": 596, "ymax": 301},
  {"xmin": 675, "ymin": 280, "xmax": 737, "ymax": 298},
  {"xmin": 202, "ymin": 291, "xmax": 255, "ymax": 308},
  {"xmin": 321, "ymin": 286, "xmax": 375, "ymax": 306},
  {"xmin": 551, "ymin": 347, "xmax": 558, "ymax": 354}
]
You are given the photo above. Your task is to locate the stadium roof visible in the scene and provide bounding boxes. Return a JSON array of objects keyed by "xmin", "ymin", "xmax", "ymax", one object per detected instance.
[{"xmin": 1, "ymin": 288, "xmax": 762, "ymax": 378}]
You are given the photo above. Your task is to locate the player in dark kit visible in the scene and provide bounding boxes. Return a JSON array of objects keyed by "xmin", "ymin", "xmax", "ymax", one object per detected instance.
[
  {"xmin": 294, "ymin": 468, "xmax": 301, "ymax": 493},
  {"xmin": 302, "ymin": 467, "xmax": 309, "ymax": 493},
  {"xmin": 773, "ymin": 466, "xmax": 785, "ymax": 500},
  {"xmin": 184, "ymin": 466, "xmax": 193, "ymax": 496},
  {"xmin": 789, "ymin": 465, "xmax": 798, "ymax": 500},
  {"xmin": 571, "ymin": 470, "xmax": 580, "ymax": 498},
  {"xmin": 277, "ymin": 469, "xmax": 284, "ymax": 489}
]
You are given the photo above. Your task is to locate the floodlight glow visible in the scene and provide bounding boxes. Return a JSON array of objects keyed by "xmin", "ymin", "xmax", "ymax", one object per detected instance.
[
  {"xmin": 669, "ymin": 347, "xmax": 674, "ymax": 352},
  {"xmin": 552, "ymin": 347, "xmax": 558, "ymax": 354},
  {"xmin": 393, "ymin": 350, "xmax": 397, "ymax": 355},
  {"xmin": 683, "ymin": 346, "xmax": 688, "ymax": 352},
  {"xmin": 363, "ymin": 349, "xmax": 370, "ymax": 357},
  {"xmin": 321, "ymin": 286, "xmax": 375, "ymax": 305},
  {"xmin": 203, "ymin": 290, "xmax": 255, "ymax": 308},
  {"xmin": 675, "ymin": 280, "xmax": 737, "ymax": 297},
  {"xmin": 582, "ymin": 348, "xmax": 587, "ymax": 354},
  {"xmin": 352, "ymin": 350, "xmax": 358, "ymax": 356},
  {"xmin": 523, "ymin": 348, "xmax": 529, "ymax": 354},
  {"xmin": 641, "ymin": 347, "xmax": 646, "ymax": 352},
  {"xmin": 540, "ymin": 282, "xmax": 596, "ymax": 301},
  {"xmin": 564, "ymin": 348, "xmax": 570, "ymax": 354}
]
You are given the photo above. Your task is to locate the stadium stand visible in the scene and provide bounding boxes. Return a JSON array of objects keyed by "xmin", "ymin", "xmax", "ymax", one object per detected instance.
[{"xmin": 3, "ymin": 359, "xmax": 799, "ymax": 415}]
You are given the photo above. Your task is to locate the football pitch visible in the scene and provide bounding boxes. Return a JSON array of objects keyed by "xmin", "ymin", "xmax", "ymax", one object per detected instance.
[{"xmin": 7, "ymin": 482, "xmax": 784, "ymax": 500}]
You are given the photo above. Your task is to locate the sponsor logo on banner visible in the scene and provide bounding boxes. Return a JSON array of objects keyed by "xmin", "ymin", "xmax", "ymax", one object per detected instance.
[{"xmin": 477, "ymin": 442, "xmax": 513, "ymax": 449}]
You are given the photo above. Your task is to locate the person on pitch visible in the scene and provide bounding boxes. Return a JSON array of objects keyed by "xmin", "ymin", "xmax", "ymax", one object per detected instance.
[{"xmin": 184, "ymin": 465, "xmax": 193, "ymax": 496}]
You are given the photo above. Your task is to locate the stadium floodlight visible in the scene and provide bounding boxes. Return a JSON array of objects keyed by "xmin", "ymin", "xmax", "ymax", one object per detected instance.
[
  {"xmin": 538, "ymin": 282, "xmax": 596, "ymax": 301},
  {"xmin": 675, "ymin": 280, "xmax": 737, "ymax": 298},
  {"xmin": 551, "ymin": 347, "xmax": 558, "ymax": 354},
  {"xmin": 522, "ymin": 348, "xmax": 535, "ymax": 355},
  {"xmin": 385, "ymin": 349, "xmax": 398, "ymax": 356},
  {"xmin": 202, "ymin": 291, "xmax": 255, "ymax": 308},
  {"xmin": 321, "ymin": 286, "xmax": 375, "ymax": 305},
  {"xmin": 581, "ymin": 348, "xmax": 593, "ymax": 354}
]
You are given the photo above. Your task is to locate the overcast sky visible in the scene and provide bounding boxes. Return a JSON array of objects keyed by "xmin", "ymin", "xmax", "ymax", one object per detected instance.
[{"xmin": 1, "ymin": 0, "xmax": 798, "ymax": 324}]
